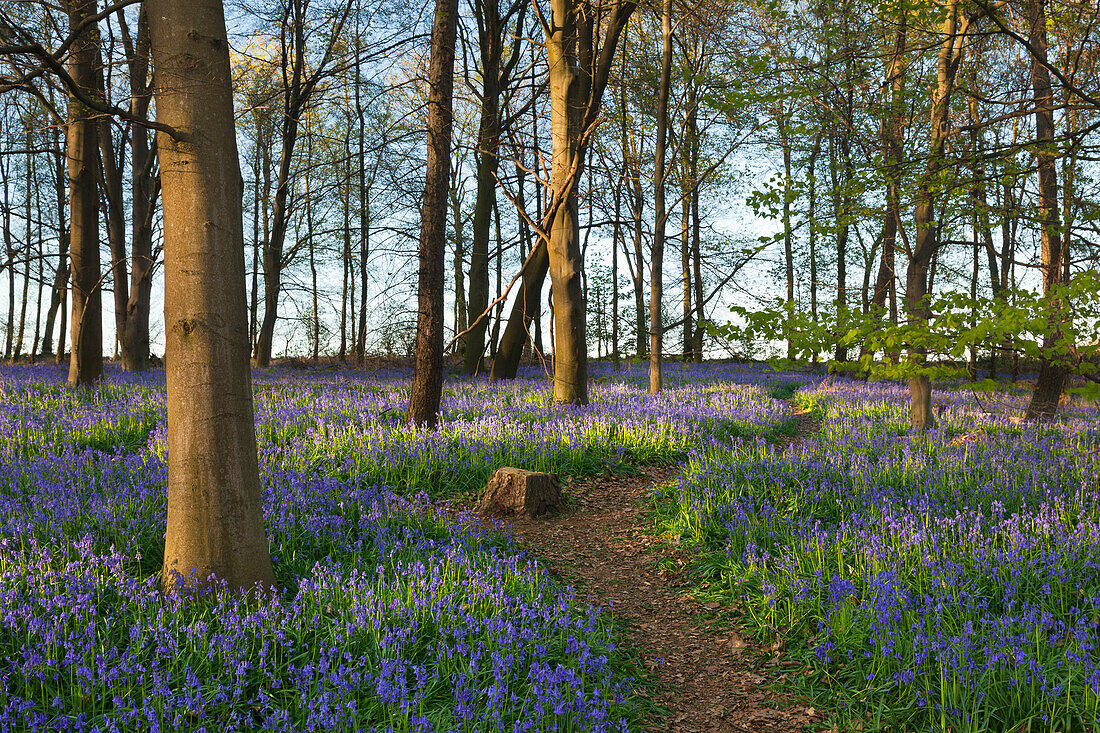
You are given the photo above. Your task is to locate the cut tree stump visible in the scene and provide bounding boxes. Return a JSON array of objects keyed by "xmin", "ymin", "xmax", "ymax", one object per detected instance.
[{"xmin": 478, "ymin": 468, "xmax": 565, "ymax": 519}]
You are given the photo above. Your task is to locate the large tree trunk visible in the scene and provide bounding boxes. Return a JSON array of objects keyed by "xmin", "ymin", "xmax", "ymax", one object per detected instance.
[
  {"xmin": 64, "ymin": 0, "xmax": 103, "ymax": 387},
  {"xmin": 544, "ymin": 0, "xmax": 591, "ymax": 404},
  {"xmin": 908, "ymin": 0, "xmax": 966, "ymax": 431},
  {"xmin": 649, "ymin": 0, "xmax": 672, "ymax": 394},
  {"xmin": 149, "ymin": 0, "xmax": 275, "ymax": 593},
  {"xmin": 407, "ymin": 0, "xmax": 458, "ymax": 427},
  {"xmin": 1025, "ymin": 0, "xmax": 1066, "ymax": 419}
]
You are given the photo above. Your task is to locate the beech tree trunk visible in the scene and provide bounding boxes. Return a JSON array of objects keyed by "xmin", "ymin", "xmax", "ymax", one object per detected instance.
[
  {"xmin": 407, "ymin": 0, "xmax": 458, "ymax": 427},
  {"xmin": 648, "ymin": 0, "xmax": 672, "ymax": 394},
  {"xmin": 463, "ymin": 0, "xmax": 502, "ymax": 375},
  {"xmin": 908, "ymin": 0, "xmax": 967, "ymax": 431},
  {"xmin": 863, "ymin": 12, "xmax": 906, "ymax": 368},
  {"xmin": 149, "ymin": 0, "xmax": 275, "ymax": 593},
  {"xmin": 99, "ymin": 118, "xmax": 130, "ymax": 368},
  {"xmin": 491, "ymin": 239, "xmax": 549, "ymax": 380},
  {"xmin": 779, "ymin": 111, "xmax": 795, "ymax": 360},
  {"xmin": 1025, "ymin": 0, "xmax": 1067, "ymax": 419},
  {"xmin": 120, "ymin": 8, "xmax": 156, "ymax": 371},
  {"xmin": 545, "ymin": 0, "xmax": 590, "ymax": 404},
  {"xmin": 64, "ymin": 0, "xmax": 103, "ymax": 387},
  {"xmin": 40, "ymin": 130, "xmax": 68, "ymax": 359}
]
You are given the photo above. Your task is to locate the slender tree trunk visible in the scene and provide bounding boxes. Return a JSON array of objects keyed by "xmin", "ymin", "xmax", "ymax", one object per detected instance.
[
  {"xmin": 463, "ymin": 0, "xmax": 502, "ymax": 375},
  {"xmin": 31, "ymin": 176, "xmax": 43, "ymax": 361},
  {"xmin": 357, "ymin": 190, "xmax": 369, "ymax": 364},
  {"xmin": 612, "ymin": 154, "xmax": 621, "ymax": 367},
  {"xmin": 649, "ymin": 0, "xmax": 672, "ymax": 394},
  {"xmin": 65, "ymin": 0, "xmax": 103, "ymax": 386},
  {"xmin": 1, "ymin": 148, "xmax": 14, "ymax": 361},
  {"xmin": 340, "ymin": 130, "xmax": 350, "ymax": 361},
  {"xmin": 808, "ymin": 133, "xmax": 821, "ymax": 332},
  {"xmin": 1025, "ymin": 0, "xmax": 1066, "ymax": 419},
  {"xmin": 120, "ymin": 6, "xmax": 155, "ymax": 371},
  {"xmin": 149, "ymin": 0, "xmax": 275, "ymax": 593},
  {"xmin": 779, "ymin": 110, "xmax": 795, "ymax": 360},
  {"xmin": 681, "ymin": 176, "xmax": 691, "ymax": 360},
  {"xmin": 250, "ymin": 139, "xmax": 261, "ymax": 350},
  {"xmin": 622, "ymin": 64, "xmax": 646, "ymax": 360},
  {"xmin": 57, "ymin": 287, "xmax": 68, "ymax": 364},
  {"xmin": 408, "ymin": 0, "xmax": 458, "ymax": 426},
  {"xmin": 690, "ymin": 105, "xmax": 703, "ymax": 360},
  {"xmin": 491, "ymin": 240, "xmax": 549, "ymax": 380},
  {"xmin": 864, "ymin": 11, "xmax": 905, "ymax": 368},
  {"xmin": 306, "ymin": 125, "xmax": 319, "ymax": 362},
  {"xmin": 531, "ymin": 49, "xmax": 544, "ymax": 358},
  {"xmin": 490, "ymin": 197, "xmax": 504, "ymax": 359},
  {"xmin": 355, "ymin": 30, "xmax": 369, "ymax": 365},
  {"xmin": 450, "ymin": 178, "xmax": 467, "ymax": 354},
  {"xmin": 100, "ymin": 120, "xmax": 131, "ymax": 368},
  {"xmin": 15, "ymin": 134, "xmax": 32, "ymax": 360},
  {"xmin": 41, "ymin": 128, "xmax": 67, "ymax": 359},
  {"xmin": 255, "ymin": 3, "xmax": 308, "ymax": 368}
]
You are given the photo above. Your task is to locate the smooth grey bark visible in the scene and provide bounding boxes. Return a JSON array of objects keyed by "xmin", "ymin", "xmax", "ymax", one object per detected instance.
[{"xmin": 149, "ymin": 0, "xmax": 275, "ymax": 593}]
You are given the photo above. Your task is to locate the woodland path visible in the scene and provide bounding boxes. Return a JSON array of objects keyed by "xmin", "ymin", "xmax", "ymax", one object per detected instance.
[{"xmin": 502, "ymin": 405, "xmax": 824, "ymax": 732}]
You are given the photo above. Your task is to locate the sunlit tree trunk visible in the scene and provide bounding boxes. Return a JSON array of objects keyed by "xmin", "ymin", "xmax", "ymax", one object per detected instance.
[
  {"xmin": 908, "ymin": 0, "xmax": 967, "ymax": 431},
  {"xmin": 545, "ymin": 0, "xmax": 592, "ymax": 404},
  {"xmin": 649, "ymin": 0, "xmax": 672, "ymax": 394},
  {"xmin": 150, "ymin": 0, "xmax": 275, "ymax": 592},
  {"xmin": 1025, "ymin": 0, "xmax": 1066, "ymax": 419},
  {"xmin": 408, "ymin": 0, "xmax": 459, "ymax": 426},
  {"xmin": 64, "ymin": 0, "xmax": 103, "ymax": 387}
]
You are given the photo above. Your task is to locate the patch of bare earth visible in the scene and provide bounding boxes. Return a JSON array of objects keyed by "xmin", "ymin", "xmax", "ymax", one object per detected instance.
[
  {"xmin": 504, "ymin": 462, "xmax": 821, "ymax": 732},
  {"xmin": 776, "ymin": 407, "xmax": 823, "ymax": 453}
]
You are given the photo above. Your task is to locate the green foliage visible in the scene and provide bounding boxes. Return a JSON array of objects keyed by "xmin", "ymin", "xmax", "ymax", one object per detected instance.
[{"xmin": 712, "ymin": 272, "xmax": 1100, "ymax": 395}]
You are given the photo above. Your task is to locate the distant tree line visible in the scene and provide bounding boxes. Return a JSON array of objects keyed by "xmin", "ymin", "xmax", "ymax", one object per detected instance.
[{"xmin": 1, "ymin": 0, "xmax": 1099, "ymax": 425}]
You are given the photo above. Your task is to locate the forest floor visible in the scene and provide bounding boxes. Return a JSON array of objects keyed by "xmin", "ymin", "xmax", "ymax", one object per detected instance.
[{"xmin": 499, "ymin": 405, "xmax": 825, "ymax": 732}]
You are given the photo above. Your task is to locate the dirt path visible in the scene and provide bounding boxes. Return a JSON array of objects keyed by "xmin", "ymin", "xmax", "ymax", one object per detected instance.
[
  {"xmin": 776, "ymin": 405, "xmax": 823, "ymax": 453},
  {"xmin": 505, "ymin": 460, "xmax": 821, "ymax": 732}
]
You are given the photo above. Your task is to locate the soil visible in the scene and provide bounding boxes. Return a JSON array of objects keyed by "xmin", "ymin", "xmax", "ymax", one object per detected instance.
[{"xmin": 499, "ymin": 405, "xmax": 825, "ymax": 732}]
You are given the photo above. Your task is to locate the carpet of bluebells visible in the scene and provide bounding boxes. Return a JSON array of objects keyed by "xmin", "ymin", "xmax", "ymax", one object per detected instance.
[
  {"xmin": 659, "ymin": 376, "xmax": 1100, "ymax": 731},
  {"xmin": 0, "ymin": 361, "xmax": 791, "ymax": 732}
]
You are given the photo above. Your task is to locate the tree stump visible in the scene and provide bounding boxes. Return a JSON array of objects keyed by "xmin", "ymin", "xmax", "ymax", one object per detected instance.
[{"xmin": 478, "ymin": 468, "xmax": 564, "ymax": 519}]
